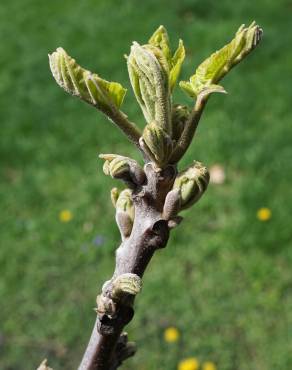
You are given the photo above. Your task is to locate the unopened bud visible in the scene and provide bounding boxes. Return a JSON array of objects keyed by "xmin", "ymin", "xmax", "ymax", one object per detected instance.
[
  {"xmin": 110, "ymin": 188, "xmax": 120, "ymax": 207},
  {"xmin": 115, "ymin": 189, "xmax": 135, "ymax": 238},
  {"xmin": 116, "ymin": 189, "xmax": 134, "ymax": 221},
  {"xmin": 100, "ymin": 154, "xmax": 145, "ymax": 185},
  {"xmin": 142, "ymin": 121, "xmax": 173, "ymax": 167},
  {"xmin": 173, "ymin": 161, "xmax": 209, "ymax": 209},
  {"xmin": 112, "ymin": 273, "xmax": 142, "ymax": 302},
  {"xmin": 171, "ymin": 104, "xmax": 190, "ymax": 142}
]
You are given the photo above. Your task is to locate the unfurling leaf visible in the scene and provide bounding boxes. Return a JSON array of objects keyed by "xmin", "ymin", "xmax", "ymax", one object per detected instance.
[
  {"xmin": 173, "ymin": 161, "xmax": 209, "ymax": 210},
  {"xmin": 149, "ymin": 26, "xmax": 186, "ymax": 91},
  {"xmin": 148, "ymin": 25, "xmax": 172, "ymax": 64},
  {"xmin": 180, "ymin": 21, "xmax": 262, "ymax": 100},
  {"xmin": 49, "ymin": 47, "xmax": 126, "ymax": 112},
  {"xmin": 127, "ymin": 42, "xmax": 171, "ymax": 133},
  {"xmin": 169, "ymin": 40, "xmax": 185, "ymax": 91},
  {"xmin": 141, "ymin": 121, "xmax": 173, "ymax": 167},
  {"xmin": 99, "ymin": 154, "xmax": 145, "ymax": 185}
]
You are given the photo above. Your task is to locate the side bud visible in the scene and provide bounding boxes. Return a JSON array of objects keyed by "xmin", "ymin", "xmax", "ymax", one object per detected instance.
[
  {"xmin": 171, "ymin": 104, "xmax": 190, "ymax": 142},
  {"xmin": 115, "ymin": 189, "xmax": 135, "ymax": 239},
  {"xmin": 173, "ymin": 161, "xmax": 209, "ymax": 210},
  {"xmin": 96, "ymin": 294, "xmax": 116, "ymax": 317},
  {"xmin": 111, "ymin": 273, "xmax": 142, "ymax": 303},
  {"xmin": 141, "ymin": 121, "xmax": 173, "ymax": 167},
  {"xmin": 100, "ymin": 154, "xmax": 145, "ymax": 186}
]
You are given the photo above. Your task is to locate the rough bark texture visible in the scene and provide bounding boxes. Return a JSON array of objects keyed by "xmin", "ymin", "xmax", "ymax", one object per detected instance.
[{"xmin": 78, "ymin": 164, "xmax": 176, "ymax": 370}]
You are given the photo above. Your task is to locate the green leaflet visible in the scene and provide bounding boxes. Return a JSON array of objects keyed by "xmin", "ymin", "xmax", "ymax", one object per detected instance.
[
  {"xmin": 148, "ymin": 25, "xmax": 172, "ymax": 64},
  {"xmin": 49, "ymin": 47, "xmax": 126, "ymax": 111},
  {"xmin": 169, "ymin": 39, "xmax": 185, "ymax": 91},
  {"xmin": 180, "ymin": 21, "xmax": 262, "ymax": 100},
  {"xmin": 148, "ymin": 26, "xmax": 185, "ymax": 91}
]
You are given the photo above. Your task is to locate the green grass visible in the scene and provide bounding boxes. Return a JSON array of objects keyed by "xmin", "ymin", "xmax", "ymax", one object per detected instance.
[{"xmin": 1, "ymin": 0, "xmax": 292, "ymax": 369}]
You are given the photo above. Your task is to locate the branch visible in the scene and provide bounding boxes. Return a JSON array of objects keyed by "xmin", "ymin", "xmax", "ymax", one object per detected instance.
[
  {"xmin": 104, "ymin": 107, "xmax": 142, "ymax": 147},
  {"xmin": 78, "ymin": 163, "xmax": 176, "ymax": 369}
]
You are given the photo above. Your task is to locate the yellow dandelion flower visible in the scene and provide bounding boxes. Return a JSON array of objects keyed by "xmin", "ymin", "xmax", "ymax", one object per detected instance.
[
  {"xmin": 164, "ymin": 327, "xmax": 180, "ymax": 343},
  {"xmin": 59, "ymin": 209, "xmax": 73, "ymax": 223},
  {"xmin": 178, "ymin": 357, "xmax": 199, "ymax": 370},
  {"xmin": 202, "ymin": 361, "xmax": 217, "ymax": 370},
  {"xmin": 257, "ymin": 207, "xmax": 271, "ymax": 221}
]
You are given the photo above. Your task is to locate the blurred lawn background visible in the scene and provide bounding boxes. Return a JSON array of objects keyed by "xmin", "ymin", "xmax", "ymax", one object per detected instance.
[{"xmin": 1, "ymin": 0, "xmax": 292, "ymax": 369}]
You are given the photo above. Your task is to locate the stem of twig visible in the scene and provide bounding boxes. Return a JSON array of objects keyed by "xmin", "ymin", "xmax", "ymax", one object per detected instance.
[
  {"xmin": 78, "ymin": 163, "xmax": 176, "ymax": 370},
  {"xmin": 170, "ymin": 98, "xmax": 208, "ymax": 163}
]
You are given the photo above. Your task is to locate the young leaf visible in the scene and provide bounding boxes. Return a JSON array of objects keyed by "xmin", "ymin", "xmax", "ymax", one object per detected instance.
[
  {"xmin": 169, "ymin": 39, "xmax": 185, "ymax": 91},
  {"xmin": 148, "ymin": 25, "xmax": 171, "ymax": 64},
  {"xmin": 127, "ymin": 42, "xmax": 171, "ymax": 133},
  {"xmin": 148, "ymin": 26, "xmax": 185, "ymax": 91},
  {"xmin": 180, "ymin": 21, "xmax": 262, "ymax": 100},
  {"xmin": 49, "ymin": 48, "xmax": 126, "ymax": 112}
]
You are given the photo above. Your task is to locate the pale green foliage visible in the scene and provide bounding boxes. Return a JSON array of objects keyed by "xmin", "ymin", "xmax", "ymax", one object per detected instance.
[
  {"xmin": 49, "ymin": 22, "xmax": 262, "ymax": 203},
  {"xmin": 127, "ymin": 42, "xmax": 171, "ymax": 132},
  {"xmin": 180, "ymin": 21, "xmax": 262, "ymax": 100},
  {"xmin": 49, "ymin": 48, "xmax": 126, "ymax": 112},
  {"xmin": 127, "ymin": 26, "xmax": 185, "ymax": 135},
  {"xmin": 148, "ymin": 25, "xmax": 185, "ymax": 91},
  {"xmin": 173, "ymin": 161, "xmax": 210, "ymax": 210}
]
